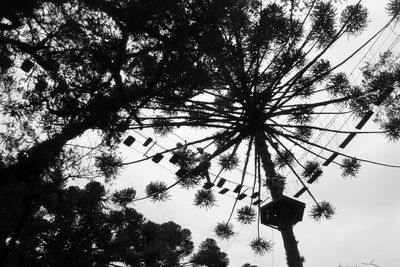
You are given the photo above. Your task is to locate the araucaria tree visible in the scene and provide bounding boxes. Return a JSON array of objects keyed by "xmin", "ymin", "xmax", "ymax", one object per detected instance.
[
  {"xmin": 120, "ymin": 1, "xmax": 400, "ymax": 267},
  {"xmin": 2, "ymin": 0, "xmax": 400, "ymax": 267}
]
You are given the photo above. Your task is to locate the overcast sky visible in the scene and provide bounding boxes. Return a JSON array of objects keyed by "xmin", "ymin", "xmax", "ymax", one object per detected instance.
[{"xmin": 115, "ymin": 1, "xmax": 400, "ymax": 266}]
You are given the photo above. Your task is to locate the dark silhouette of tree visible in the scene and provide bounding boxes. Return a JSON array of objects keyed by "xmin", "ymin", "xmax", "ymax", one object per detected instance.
[
  {"xmin": 0, "ymin": 0, "xmax": 215, "ymax": 263},
  {"xmin": 117, "ymin": 1, "xmax": 400, "ymax": 267},
  {"xmin": 1, "ymin": 178, "xmax": 229, "ymax": 266},
  {"xmin": 2, "ymin": 0, "xmax": 400, "ymax": 266},
  {"xmin": 190, "ymin": 238, "xmax": 229, "ymax": 267},
  {"xmin": 0, "ymin": 0, "xmax": 212, "ymax": 188}
]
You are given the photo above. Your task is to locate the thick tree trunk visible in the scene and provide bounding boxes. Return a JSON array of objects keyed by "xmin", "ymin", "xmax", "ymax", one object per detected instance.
[
  {"xmin": 0, "ymin": 87, "xmax": 150, "ymax": 263},
  {"xmin": 0, "ymin": 87, "xmax": 147, "ymax": 188},
  {"xmin": 255, "ymin": 131, "xmax": 303, "ymax": 267},
  {"xmin": 0, "ymin": 114, "xmax": 101, "ymax": 264},
  {"xmin": 278, "ymin": 220, "xmax": 303, "ymax": 267}
]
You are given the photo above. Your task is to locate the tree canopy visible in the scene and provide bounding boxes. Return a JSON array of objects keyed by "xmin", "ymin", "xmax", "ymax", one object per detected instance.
[
  {"xmin": 1, "ymin": 177, "xmax": 230, "ymax": 266},
  {"xmin": 191, "ymin": 238, "xmax": 229, "ymax": 267},
  {"xmin": 1, "ymin": 0, "xmax": 218, "ymax": 264},
  {"xmin": 1, "ymin": 0, "xmax": 400, "ymax": 266},
  {"xmin": 116, "ymin": 1, "xmax": 400, "ymax": 266}
]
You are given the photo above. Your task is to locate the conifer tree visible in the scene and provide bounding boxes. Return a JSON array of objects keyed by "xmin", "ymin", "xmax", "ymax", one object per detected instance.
[{"xmin": 2, "ymin": 1, "xmax": 400, "ymax": 266}]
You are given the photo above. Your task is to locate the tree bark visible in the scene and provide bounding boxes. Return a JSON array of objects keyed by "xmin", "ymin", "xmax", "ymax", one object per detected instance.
[
  {"xmin": 0, "ymin": 85, "xmax": 149, "ymax": 188},
  {"xmin": 255, "ymin": 131, "xmax": 303, "ymax": 267},
  {"xmin": 278, "ymin": 220, "xmax": 303, "ymax": 267},
  {"xmin": 0, "ymin": 87, "xmax": 151, "ymax": 264}
]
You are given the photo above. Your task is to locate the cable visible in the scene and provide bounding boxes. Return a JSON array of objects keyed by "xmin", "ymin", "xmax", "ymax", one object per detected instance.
[
  {"xmin": 285, "ymin": 20, "xmax": 400, "ymax": 193},
  {"xmin": 123, "ymin": 133, "xmax": 272, "ymax": 202}
]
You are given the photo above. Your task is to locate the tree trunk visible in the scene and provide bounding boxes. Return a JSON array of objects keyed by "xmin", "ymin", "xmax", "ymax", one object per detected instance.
[
  {"xmin": 0, "ymin": 47, "xmax": 167, "ymax": 262},
  {"xmin": 0, "ymin": 86, "xmax": 148, "ymax": 188},
  {"xmin": 278, "ymin": 220, "xmax": 303, "ymax": 267},
  {"xmin": 255, "ymin": 131, "xmax": 303, "ymax": 267},
  {"xmin": 0, "ymin": 88, "xmax": 149, "ymax": 263}
]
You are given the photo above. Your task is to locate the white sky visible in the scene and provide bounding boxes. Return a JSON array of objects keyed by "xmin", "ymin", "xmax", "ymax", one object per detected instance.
[{"xmin": 115, "ymin": 1, "xmax": 400, "ymax": 266}]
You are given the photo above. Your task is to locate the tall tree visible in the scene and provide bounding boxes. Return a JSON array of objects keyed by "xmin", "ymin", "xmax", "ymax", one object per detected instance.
[
  {"xmin": 0, "ymin": 0, "xmax": 211, "ymax": 188},
  {"xmin": 191, "ymin": 238, "xmax": 229, "ymax": 267},
  {"xmin": 1, "ymin": 178, "xmax": 228, "ymax": 266},
  {"xmin": 119, "ymin": 1, "xmax": 400, "ymax": 267},
  {"xmin": 2, "ymin": 0, "xmax": 400, "ymax": 266},
  {"xmin": 0, "ymin": 0, "xmax": 215, "ymax": 262}
]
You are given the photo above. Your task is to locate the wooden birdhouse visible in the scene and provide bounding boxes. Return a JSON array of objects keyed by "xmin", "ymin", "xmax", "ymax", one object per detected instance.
[{"xmin": 260, "ymin": 196, "xmax": 305, "ymax": 229}]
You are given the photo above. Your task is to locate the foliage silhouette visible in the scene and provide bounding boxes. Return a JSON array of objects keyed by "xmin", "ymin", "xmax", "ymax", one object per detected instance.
[
  {"xmin": 1, "ymin": 178, "xmax": 230, "ymax": 266},
  {"xmin": 0, "ymin": 0, "xmax": 218, "ymax": 264},
  {"xmin": 118, "ymin": 1, "xmax": 400, "ymax": 266},
  {"xmin": 1, "ymin": 0, "xmax": 400, "ymax": 266},
  {"xmin": 191, "ymin": 238, "xmax": 229, "ymax": 267}
]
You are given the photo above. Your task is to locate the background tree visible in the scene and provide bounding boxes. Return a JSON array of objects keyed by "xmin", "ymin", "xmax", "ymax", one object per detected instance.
[
  {"xmin": 0, "ymin": 0, "xmax": 212, "ymax": 188},
  {"xmin": 1, "ymin": 177, "xmax": 229, "ymax": 266},
  {"xmin": 190, "ymin": 238, "xmax": 229, "ymax": 267},
  {"xmin": 0, "ymin": 0, "xmax": 216, "ymax": 263}
]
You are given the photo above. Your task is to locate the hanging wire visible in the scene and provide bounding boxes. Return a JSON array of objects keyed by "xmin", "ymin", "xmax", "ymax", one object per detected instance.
[
  {"xmin": 284, "ymin": 20, "xmax": 400, "ymax": 194},
  {"xmin": 123, "ymin": 131, "xmax": 271, "ymax": 202},
  {"xmin": 227, "ymin": 138, "xmax": 254, "ymax": 224}
]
